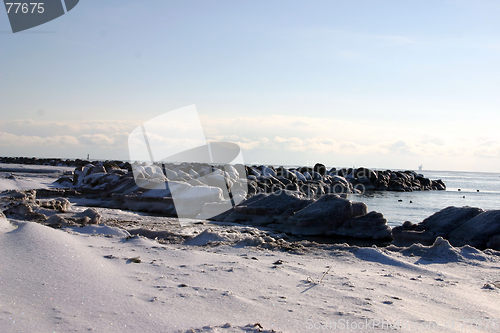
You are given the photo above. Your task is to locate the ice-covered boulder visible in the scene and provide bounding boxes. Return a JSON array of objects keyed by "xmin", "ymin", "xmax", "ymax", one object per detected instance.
[
  {"xmin": 448, "ymin": 210, "xmax": 500, "ymax": 250},
  {"xmin": 45, "ymin": 208, "xmax": 102, "ymax": 227},
  {"xmin": 224, "ymin": 190, "xmax": 314, "ymax": 226},
  {"xmin": 260, "ymin": 166, "xmax": 276, "ymax": 178},
  {"xmin": 325, "ymin": 211, "xmax": 393, "ymax": 240},
  {"xmin": 36, "ymin": 198, "xmax": 70, "ymax": 213},
  {"xmin": 3, "ymin": 202, "xmax": 47, "ymax": 222},
  {"xmin": 392, "ymin": 206, "xmax": 485, "ymax": 247},
  {"xmin": 121, "ymin": 195, "xmax": 176, "ymax": 215},
  {"xmin": 283, "ymin": 194, "xmax": 367, "ymax": 235}
]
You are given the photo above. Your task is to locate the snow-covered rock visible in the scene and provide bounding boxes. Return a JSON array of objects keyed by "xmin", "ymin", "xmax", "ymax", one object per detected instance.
[
  {"xmin": 283, "ymin": 194, "xmax": 367, "ymax": 236},
  {"xmin": 224, "ymin": 190, "xmax": 313, "ymax": 226}
]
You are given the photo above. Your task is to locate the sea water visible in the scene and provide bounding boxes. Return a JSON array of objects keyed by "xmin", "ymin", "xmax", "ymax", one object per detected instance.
[{"xmin": 351, "ymin": 170, "xmax": 500, "ymax": 227}]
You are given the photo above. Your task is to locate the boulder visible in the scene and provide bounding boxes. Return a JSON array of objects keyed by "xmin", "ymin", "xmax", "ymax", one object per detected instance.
[
  {"xmin": 224, "ymin": 190, "xmax": 314, "ymax": 226},
  {"xmin": 487, "ymin": 234, "xmax": 500, "ymax": 251},
  {"xmin": 392, "ymin": 206, "xmax": 485, "ymax": 247},
  {"xmin": 313, "ymin": 163, "xmax": 326, "ymax": 176},
  {"xmin": 37, "ymin": 198, "xmax": 71, "ymax": 213},
  {"xmin": 3, "ymin": 203, "xmax": 47, "ymax": 222},
  {"xmin": 46, "ymin": 208, "xmax": 102, "ymax": 226},
  {"xmin": 325, "ymin": 211, "xmax": 393, "ymax": 241},
  {"xmin": 73, "ymin": 208, "xmax": 101, "ymax": 225},
  {"xmin": 283, "ymin": 194, "xmax": 367, "ymax": 235},
  {"xmin": 419, "ymin": 206, "xmax": 484, "ymax": 237},
  {"xmin": 448, "ymin": 210, "xmax": 500, "ymax": 249},
  {"xmin": 260, "ymin": 166, "xmax": 276, "ymax": 178}
]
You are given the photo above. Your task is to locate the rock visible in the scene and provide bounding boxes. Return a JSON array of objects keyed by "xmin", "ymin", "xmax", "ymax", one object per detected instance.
[
  {"xmin": 3, "ymin": 203, "xmax": 47, "ymax": 222},
  {"xmin": 44, "ymin": 208, "xmax": 102, "ymax": 226},
  {"xmin": 290, "ymin": 170, "xmax": 307, "ymax": 182},
  {"xmin": 313, "ymin": 163, "xmax": 326, "ymax": 176},
  {"xmin": 355, "ymin": 167, "xmax": 377, "ymax": 182},
  {"xmin": 36, "ymin": 198, "xmax": 71, "ymax": 212},
  {"xmin": 311, "ymin": 171, "xmax": 323, "ymax": 181},
  {"xmin": 260, "ymin": 166, "xmax": 276, "ymax": 178},
  {"xmin": 278, "ymin": 169, "xmax": 298, "ymax": 182},
  {"xmin": 487, "ymin": 234, "xmax": 500, "ymax": 251},
  {"xmin": 448, "ymin": 210, "xmax": 500, "ymax": 249},
  {"xmin": 392, "ymin": 206, "xmax": 485, "ymax": 247},
  {"xmin": 196, "ymin": 201, "xmax": 234, "ymax": 220},
  {"xmin": 0, "ymin": 189, "xmax": 36, "ymax": 202},
  {"xmin": 419, "ymin": 206, "xmax": 484, "ymax": 237},
  {"xmin": 325, "ymin": 211, "xmax": 393, "ymax": 240},
  {"xmin": 224, "ymin": 190, "xmax": 313, "ymax": 226},
  {"xmin": 73, "ymin": 166, "xmax": 84, "ymax": 186},
  {"xmin": 91, "ymin": 165, "xmax": 106, "ymax": 174},
  {"xmin": 284, "ymin": 194, "xmax": 367, "ymax": 235},
  {"xmin": 431, "ymin": 179, "xmax": 446, "ymax": 190},
  {"xmin": 45, "ymin": 214, "xmax": 73, "ymax": 227},
  {"xmin": 121, "ymin": 195, "xmax": 177, "ymax": 215},
  {"xmin": 73, "ymin": 208, "xmax": 102, "ymax": 225}
]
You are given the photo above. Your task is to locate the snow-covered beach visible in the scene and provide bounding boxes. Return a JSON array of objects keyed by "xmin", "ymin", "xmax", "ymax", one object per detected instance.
[
  {"xmin": 1, "ymin": 162, "xmax": 500, "ymax": 332},
  {"xmin": 2, "ymin": 216, "xmax": 500, "ymax": 332}
]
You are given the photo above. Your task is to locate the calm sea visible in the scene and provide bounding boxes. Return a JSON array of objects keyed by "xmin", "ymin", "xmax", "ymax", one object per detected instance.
[{"xmin": 350, "ymin": 170, "xmax": 500, "ymax": 227}]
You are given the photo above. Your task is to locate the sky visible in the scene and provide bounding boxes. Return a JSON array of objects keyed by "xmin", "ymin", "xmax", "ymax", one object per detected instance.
[{"xmin": 1, "ymin": 0, "xmax": 499, "ymax": 172}]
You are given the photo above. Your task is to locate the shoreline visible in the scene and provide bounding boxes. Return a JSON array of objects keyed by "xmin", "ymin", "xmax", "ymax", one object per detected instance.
[{"xmin": 1, "ymin": 164, "xmax": 500, "ymax": 332}]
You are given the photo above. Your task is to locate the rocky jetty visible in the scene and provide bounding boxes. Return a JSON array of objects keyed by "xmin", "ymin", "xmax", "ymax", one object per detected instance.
[
  {"xmin": 393, "ymin": 206, "xmax": 500, "ymax": 250},
  {"xmin": 0, "ymin": 158, "xmax": 445, "ymax": 244},
  {"xmin": 1, "ymin": 157, "xmax": 445, "ymax": 194},
  {"xmin": 0, "ymin": 156, "xmax": 132, "ymax": 169}
]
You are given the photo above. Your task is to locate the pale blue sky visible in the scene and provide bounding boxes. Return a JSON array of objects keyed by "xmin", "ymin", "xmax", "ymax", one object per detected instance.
[{"xmin": 1, "ymin": 1, "xmax": 499, "ymax": 171}]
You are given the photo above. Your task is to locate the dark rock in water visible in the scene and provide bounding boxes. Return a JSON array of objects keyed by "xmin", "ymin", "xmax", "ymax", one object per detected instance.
[
  {"xmin": 326, "ymin": 211, "xmax": 393, "ymax": 241},
  {"xmin": 283, "ymin": 194, "xmax": 367, "ymax": 235},
  {"xmin": 448, "ymin": 210, "xmax": 500, "ymax": 250},
  {"xmin": 298, "ymin": 166, "xmax": 312, "ymax": 175},
  {"xmin": 432, "ymin": 179, "xmax": 446, "ymax": 190},
  {"xmin": 224, "ymin": 190, "xmax": 313, "ymax": 226},
  {"xmin": 355, "ymin": 167, "xmax": 377, "ymax": 182}
]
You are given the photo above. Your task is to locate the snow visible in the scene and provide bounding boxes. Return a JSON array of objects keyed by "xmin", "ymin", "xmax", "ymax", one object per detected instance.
[{"xmin": 2, "ymin": 215, "xmax": 500, "ymax": 332}]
